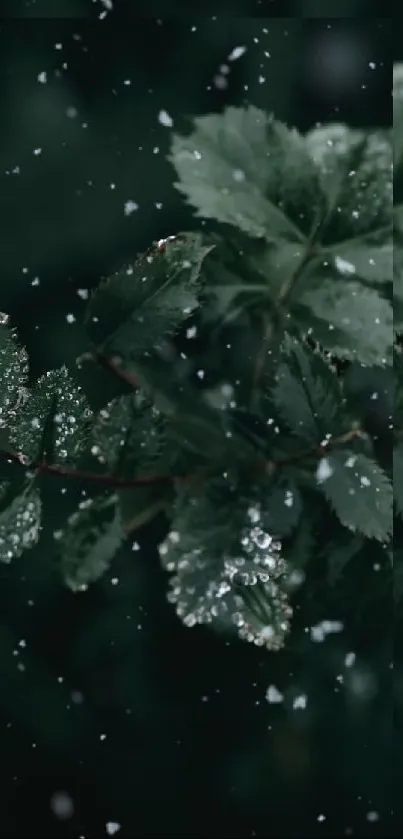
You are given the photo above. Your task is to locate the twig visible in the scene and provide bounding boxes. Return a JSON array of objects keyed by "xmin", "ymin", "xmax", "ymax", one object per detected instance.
[{"xmin": 0, "ymin": 427, "xmax": 364, "ymax": 491}]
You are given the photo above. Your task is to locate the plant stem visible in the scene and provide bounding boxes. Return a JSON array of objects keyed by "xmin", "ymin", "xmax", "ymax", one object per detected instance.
[{"xmin": 0, "ymin": 427, "xmax": 364, "ymax": 491}]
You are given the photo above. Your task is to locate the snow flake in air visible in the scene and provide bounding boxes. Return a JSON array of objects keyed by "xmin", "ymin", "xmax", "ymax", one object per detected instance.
[{"xmin": 158, "ymin": 109, "xmax": 173, "ymax": 127}]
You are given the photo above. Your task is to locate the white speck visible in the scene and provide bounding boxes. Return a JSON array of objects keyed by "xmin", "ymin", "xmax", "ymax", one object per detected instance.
[
  {"xmin": 158, "ymin": 109, "xmax": 173, "ymax": 127},
  {"xmin": 310, "ymin": 620, "xmax": 343, "ymax": 642},
  {"xmin": 228, "ymin": 45, "xmax": 247, "ymax": 61},
  {"xmin": 316, "ymin": 457, "xmax": 333, "ymax": 483},
  {"xmin": 335, "ymin": 256, "xmax": 356, "ymax": 275},
  {"xmin": 232, "ymin": 169, "xmax": 245, "ymax": 182},
  {"xmin": 197, "ymin": 369, "xmax": 205, "ymax": 379},
  {"xmin": 345, "ymin": 455, "xmax": 357, "ymax": 468},
  {"xmin": 344, "ymin": 651, "xmax": 356, "ymax": 667},
  {"xmin": 213, "ymin": 74, "xmax": 228, "ymax": 89},
  {"xmin": 265, "ymin": 685, "xmax": 284, "ymax": 703},
  {"xmin": 66, "ymin": 313, "xmax": 75, "ymax": 323},
  {"xmin": 124, "ymin": 200, "xmax": 139, "ymax": 215},
  {"xmin": 50, "ymin": 791, "xmax": 74, "ymax": 819},
  {"xmin": 37, "ymin": 71, "xmax": 47, "ymax": 83},
  {"xmin": 360, "ymin": 475, "xmax": 371, "ymax": 487},
  {"xmin": 317, "ymin": 814, "xmax": 326, "ymax": 822},
  {"xmin": 100, "ymin": 733, "xmax": 107, "ymax": 740},
  {"xmin": 322, "ymin": 620, "xmax": 343, "ymax": 633},
  {"xmin": 366, "ymin": 811, "xmax": 379, "ymax": 822},
  {"xmin": 71, "ymin": 690, "xmax": 84, "ymax": 703},
  {"xmin": 106, "ymin": 822, "xmax": 121, "ymax": 835},
  {"xmin": 77, "ymin": 288, "xmax": 89, "ymax": 300},
  {"xmin": 284, "ymin": 490, "xmax": 294, "ymax": 508},
  {"xmin": 292, "ymin": 694, "xmax": 307, "ymax": 710},
  {"xmin": 33, "ymin": 148, "xmax": 42, "ymax": 156},
  {"xmin": 369, "ymin": 62, "xmax": 376, "ymax": 70},
  {"xmin": 66, "ymin": 106, "xmax": 78, "ymax": 119}
]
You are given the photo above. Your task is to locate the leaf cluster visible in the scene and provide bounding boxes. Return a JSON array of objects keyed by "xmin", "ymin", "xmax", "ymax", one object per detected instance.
[{"xmin": 0, "ymin": 67, "xmax": 399, "ymax": 652}]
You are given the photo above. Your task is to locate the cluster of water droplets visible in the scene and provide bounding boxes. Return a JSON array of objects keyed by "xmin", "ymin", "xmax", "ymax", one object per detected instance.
[
  {"xmin": 159, "ymin": 497, "xmax": 292, "ymax": 650},
  {"xmin": 9, "ymin": 367, "xmax": 92, "ymax": 464},
  {"xmin": 0, "ymin": 486, "xmax": 42, "ymax": 563},
  {"xmin": 91, "ymin": 391, "xmax": 163, "ymax": 474},
  {"xmin": 0, "ymin": 313, "xmax": 29, "ymax": 430}
]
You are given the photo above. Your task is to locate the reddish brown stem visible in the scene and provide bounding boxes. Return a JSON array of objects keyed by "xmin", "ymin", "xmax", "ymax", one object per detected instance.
[{"xmin": 0, "ymin": 427, "xmax": 363, "ymax": 490}]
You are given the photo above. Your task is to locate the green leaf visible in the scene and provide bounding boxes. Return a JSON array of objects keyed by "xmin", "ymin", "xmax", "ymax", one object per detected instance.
[
  {"xmin": 169, "ymin": 107, "xmax": 324, "ymax": 242},
  {"xmin": 203, "ymin": 229, "xmax": 305, "ymax": 320},
  {"xmin": 0, "ymin": 316, "xmax": 29, "ymax": 430},
  {"xmin": 272, "ymin": 335, "xmax": 346, "ymax": 445},
  {"xmin": 327, "ymin": 234, "xmax": 392, "ymax": 284},
  {"xmin": 394, "ymin": 444, "xmax": 403, "ymax": 520},
  {"xmin": 9, "ymin": 367, "xmax": 92, "ymax": 464},
  {"xmin": 85, "ymin": 232, "xmax": 212, "ymax": 357},
  {"xmin": 0, "ymin": 483, "xmax": 42, "ymax": 563},
  {"xmin": 55, "ymin": 493, "xmax": 125, "ymax": 591},
  {"xmin": 91, "ymin": 392, "xmax": 164, "ymax": 477},
  {"xmin": 159, "ymin": 480, "xmax": 292, "ymax": 650},
  {"xmin": 315, "ymin": 449, "xmax": 392, "ymax": 542},
  {"xmin": 292, "ymin": 279, "xmax": 393, "ymax": 365},
  {"xmin": 305, "ymin": 124, "xmax": 392, "ymax": 244}
]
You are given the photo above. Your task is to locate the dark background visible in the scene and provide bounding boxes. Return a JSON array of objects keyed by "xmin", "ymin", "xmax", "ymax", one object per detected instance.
[{"xmin": 0, "ymin": 5, "xmax": 396, "ymax": 838}]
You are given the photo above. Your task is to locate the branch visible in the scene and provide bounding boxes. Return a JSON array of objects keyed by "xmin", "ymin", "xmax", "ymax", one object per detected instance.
[
  {"xmin": 0, "ymin": 427, "xmax": 364, "ymax": 490},
  {"xmin": 263, "ymin": 426, "xmax": 364, "ymax": 473}
]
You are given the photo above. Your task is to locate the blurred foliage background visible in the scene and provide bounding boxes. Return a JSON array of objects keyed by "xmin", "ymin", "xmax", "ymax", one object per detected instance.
[{"xmin": 0, "ymin": 5, "xmax": 396, "ymax": 838}]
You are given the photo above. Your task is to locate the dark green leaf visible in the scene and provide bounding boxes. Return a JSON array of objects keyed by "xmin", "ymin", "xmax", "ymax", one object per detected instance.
[
  {"xmin": 56, "ymin": 493, "xmax": 125, "ymax": 591},
  {"xmin": 272, "ymin": 335, "xmax": 346, "ymax": 444},
  {"xmin": 327, "ymin": 236, "xmax": 392, "ymax": 284},
  {"xmin": 0, "ymin": 483, "xmax": 42, "ymax": 563},
  {"xmin": 9, "ymin": 367, "xmax": 92, "ymax": 464},
  {"xmin": 0, "ymin": 316, "xmax": 29, "ymax": 431},
  {"xmin": 170, "ymin": 107, "xmax": 323, "ymax": 242},
  {"xmin": 316, "ymin": 449, "xmax": 392, "ymax": 541},
  {"xmin": 305, "ymin": 124, "xmax": 392, "ymax": 244},
  {"xmin": 91, "ymin": 392, "xmax": 164, "ymax": 477},
  {"xmin": 85, "ymin": 232, "xmax": 212, "ymax": 357},
  {"xmin": 159, "ymin": 480, "xmax": 292, "ymax": 650},
  {"xmin": 293, "ymin": 278, "xmax": 393, "ymax": 365}
]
